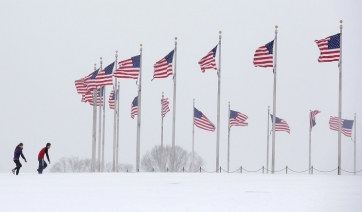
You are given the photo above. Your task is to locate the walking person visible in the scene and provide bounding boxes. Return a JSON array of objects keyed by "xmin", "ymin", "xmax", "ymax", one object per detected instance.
[
  {"xmin": 12, "ymin": 143, "xmax": 27, "ymax": 175},
  {"xmin": 37, "ymin": 143, "xmax": 51, "ymax": 174}
]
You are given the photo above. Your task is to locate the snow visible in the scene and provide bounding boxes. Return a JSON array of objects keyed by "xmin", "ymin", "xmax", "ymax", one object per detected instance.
[{"xmin": 1, "ymin": 173, "xmax": 362, "ymax": 212}]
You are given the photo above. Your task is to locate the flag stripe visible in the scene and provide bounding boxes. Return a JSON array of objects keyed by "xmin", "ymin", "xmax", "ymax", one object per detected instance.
[{"xmin": 161, "ymin": 98, "xmax": 170, "ymax": 117}]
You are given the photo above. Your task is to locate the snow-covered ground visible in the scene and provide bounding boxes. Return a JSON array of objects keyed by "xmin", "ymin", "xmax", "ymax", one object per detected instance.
[{"xmin": 1, "ymin": 173, "xmax": 361, "ymax": 212}]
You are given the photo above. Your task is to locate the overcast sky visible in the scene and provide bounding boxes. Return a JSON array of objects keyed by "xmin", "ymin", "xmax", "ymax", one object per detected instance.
[{"xmin": 1, "ymin": 0, "xmax": 361, "ymax": 173}]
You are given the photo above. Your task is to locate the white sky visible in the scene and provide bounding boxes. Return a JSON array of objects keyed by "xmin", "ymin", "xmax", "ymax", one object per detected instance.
[{"xmin": 1, "ymin": 0, "xmax": 361, "ymax": 173}]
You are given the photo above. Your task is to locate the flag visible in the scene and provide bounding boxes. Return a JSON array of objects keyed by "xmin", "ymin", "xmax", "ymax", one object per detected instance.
[
  {"xmin": 329, "ymin": 116, "xmax": 354, "ymax": 137},
  {"xmin": 194, "ymin": 107, "xmax": 215, "ymax": 132},
  {"xmin": 153, "ymin": 50, "xmax": 174, "ymax": 80},
  {"xmin": 92, "ymin": 62, "xmax": 115, "ymax": 88},
  {"xmin": 315, "ymin": 33, "xmax": 340, "ymax": 63},
  {"xmin": 253, "ymin": 40, "xmax": 274, "ymax": 68},
  {"xmin": 270, "ymin": 114, "xmax": 290, "ymax": 133},
  {"xmin": 310, "ymin": 110, "xmax": 321, "ymax": 130},
  {"xmin": 230, "ymin": 110, "xmax": 248, "ymax": 127},
  {"xmin": 114, "ymin": 55, "xmax": 141, "ymax": 79},
  {"xmin": 82, "ymin": 89, "xmax": 102, "ymax": 106},
  {"xmin": 131, "ymin": 96, "xmax": 138, "ymax": 119},
  {"xmin": 85, "ymin": 69, "xmax": 100, "ymax": 91},
  {"xmin": 198, "ymin": 45, "xmax": 217, "ymax": 72},
  {"xmin": 75, "ymin": 78, "xmax": 86, "ymax": 95},
  {"xmin": 109, "ymin": 90, "xmax": 117, "ymax": 109},
  {"xmin": 161, "ymin": 98, "xmax": 170, "ymax": 117}
]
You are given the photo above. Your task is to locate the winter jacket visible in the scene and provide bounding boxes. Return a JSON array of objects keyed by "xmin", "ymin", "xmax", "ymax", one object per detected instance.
[
  {"xmin": 38, "ymin": 147, "xmax": 50, "ymax": 161},
  {"xmin": 13, "ymin": 146, "xmax": 26, "ymax": 161}
]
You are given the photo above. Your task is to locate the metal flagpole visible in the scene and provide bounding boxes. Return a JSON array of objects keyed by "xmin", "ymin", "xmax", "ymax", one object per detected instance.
[
  {"xmin": 266, "ymin": 106, "xmax": 270, "ymax": 174},
  {"xmin": 97, "ymin": 87, "xmax": 102, "ymax": 172},
  {"xmin": 216, "ymin": 31, "xmax": 222, "ymax": 171},
  {"xmin": 309, "ymin": 110, "xmax": 312, "ymax": 174},
  {"xmin": 354, "ymin": 113, "xmax": 356, "ymax": 175},
  {"xmin": 91, "ymin": 63, "xmax": 98, "ymax": 172},
  {"xmin": 227, "ymin": 102, "xmax": 230, "ymax": 172},
  {"xmin": 161, "ymin": 92, "xmax": 164, "ymax": 172},
  {"xmin": 192, "ymin": 99, "xmax": 195, "ymax": 171},
  {"xmin": 271, "ymin": 25, "xmax": 278, "ymax": 174},
  {"xmin": 171, "ymin": 37, "xmax": 178, "ymax": 172},
  {"xmin": 112, "ymin": 51, "xmax": 118, "ymax": 172},
  {"xmin": 136, "ymin": 44, "xmax": 143, "ymax": 172},
  {"xmin": 116, "ymin": 82, "xmax": 120, "ymax": 171},
  {"xmin": 101, "ymin": 86, "xmax": 105, "ymax": 172},
  {"xmin": 338, "ymin": 20, "xmax": 343, "ymax": 175}
]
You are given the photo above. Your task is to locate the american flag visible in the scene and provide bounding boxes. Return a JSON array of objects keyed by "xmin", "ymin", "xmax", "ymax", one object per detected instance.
[
  {"xmin": 85, "ymin": 69, "xmax": 100, "ymax": 91},
  {"xmin": 153, "ymin": 50, "xmax": 174, "ymax": 80},
  {"xmin": 114, "ymin": 55, "xmax": 140, "ymax": 79},
  {"xmin": 82, "ymin": 89, "xmax": 103, "ymax": 106},
  {"xmin": 75, "ymin": 78, "xmax": 86, "ymax": 95},
  {"xmin": 109, "ymin": 89, "xmax": 117, "ymax": 109},
  {"xmin": 315, "ymin": 33, "xmax": 340, "ymax": 63},
  {"xmin": 194, "ymin": 107, "xmax": 215, "ymax": 132},
  {"xmin": 253, "ymin": 40, "xmax": 274, "ymax": 68},
  {"xmin": 329, "ymin": 116, "xmax": 354, "ymax": 137},
  {"xmin": 270, "ymin": 114, "xmax": 290, "ymax": 134},
  {"xmin": 75, "ymin": 72, "xmax": 94, "ymax": 95},
  {"xmin": 131, "ymin": 96, "xmax": 138, "ymax": 119},
  {"xmin": 198, "ymin": 45, "xmax": 218, "ymax": 72},
  {"xmin": 310, "ymin": 110, "xmax": 321, "ymax": 130},
  {"xmin": 161, "ymin": 98, "xmax": 170, "ymax": 118},
  {"xmin": 230, "ymin": 110, "xmax": 248, "ymax": 127},
  {"xmin": 91, "ymin": 62, "xmax": 115, "ymax": 88}
]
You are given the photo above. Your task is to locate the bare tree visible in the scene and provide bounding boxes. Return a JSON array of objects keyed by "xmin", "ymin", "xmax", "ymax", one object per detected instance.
[
  {"xmin": 50, "ymin": 157, "xmax": 132, "ymax": 173},
  {"xmin": 141, "ymin": 145, "xmax": 205, "ymax": 172}
]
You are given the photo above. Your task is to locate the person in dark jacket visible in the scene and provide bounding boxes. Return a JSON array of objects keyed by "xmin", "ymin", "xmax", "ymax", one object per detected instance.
[
  {"xmin": 37, "ymin": 143, "xmax": 51, "ymax": 174},
  {"xmin": 12, "ymin": 143, "xmax": 27, "ymax": 175}
]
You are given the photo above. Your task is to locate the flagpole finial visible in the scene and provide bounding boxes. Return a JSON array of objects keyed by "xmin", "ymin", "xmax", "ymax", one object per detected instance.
[
  {"xmin": 219, "ymin": 31, "xmax": 222, "ymax": 34},
  {"xmin": 94, "ymin": 63, "xmax": 96, "ymax": 67},
  {"xmin": 268, "ymin": 106, "xmax": 270, "ymax": 109},
  {"xmin": 162, "ymin": 92, "xmax": 164, "ymax": 95},
  {"xmin": 175, "ymin": 37, "xmax": 177, "ymax": 40},
  {"xmin": 118, "ymin": 81, "xmax": 120, "ymax": 85},
  {"xmin": 140, "ymin": 44, "xmax": 142, "ymax": 47},
  {"xmin": 340, "ymin": 20, "xmax": 343, "ymax": 24},
  {"xmin": 275, "ymin": 25, "xmax": 278, "ymax": 29},
  {"xmin": 100, "ymin": 57, "xmax": 102, "ymax": 60}
]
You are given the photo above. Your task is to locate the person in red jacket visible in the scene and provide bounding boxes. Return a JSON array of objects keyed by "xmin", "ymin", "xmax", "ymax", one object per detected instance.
[{"xmin": 37, "ymin": 143, "xmax": 51, "ymax": 174}]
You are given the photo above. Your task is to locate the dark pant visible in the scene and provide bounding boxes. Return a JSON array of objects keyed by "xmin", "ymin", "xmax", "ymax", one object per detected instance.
[
  {"xmin": 13, "ymin": 160, "xmax": 22, "ymax": 175},
  {"xmin": 38, "ymin": 159, "xmax": 47, "ymax": 174}
]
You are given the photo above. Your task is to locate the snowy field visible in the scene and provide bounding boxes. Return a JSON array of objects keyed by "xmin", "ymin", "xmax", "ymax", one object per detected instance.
[{"xmin": 1, "ymin": 173, "xmax": 362, "ymax": 212}]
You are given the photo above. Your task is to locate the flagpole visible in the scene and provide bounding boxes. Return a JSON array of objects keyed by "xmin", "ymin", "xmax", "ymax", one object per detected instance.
[
  {"xmin": 161, "ymin": 92, "xmax": 164, "ymax": 172},
  {"xmin": 116, "ymin": 82, "xmax": 120, "ymax": 171},
  {"xmin": 91, "ymin": 63, "xmax": 98, "ymax": 172},
  {"xmin": 354, "ymin": 113, "xmax": 356, "ymax": 175},
  {"xmin": 192, "ymin": 99, "xmax": 195, "ymax": 171},
  {"xmin": 227, "ymin": 102, "xmax": 230, "ymax": 172},
  {"xmin": 266, "ymin": 106, "xmax": 270, "ymax": 174},
  {"xmin": 97, "ymin": 58, "xmax": 103, "ymax": 172},
  {"xmin": 112, "ymin": 51, "xmax": 118, "ymax": 172},
  {"xmin": 136, "ymin": 44, "xmax": 143, "ymax": 172},
  {"xmin": 216, "ymin": 30, "xmax": 222, "ymax": 171},
  {"xmin": 97, "ymin": 86, "xmax": 102, "ymax": 172},
  {"xmin": 101, "ymin": 86, "xmax": 105, "ymax": 172},
  {"xmin": 338, "ymin": 20, "xmax": 343, "ymax": 175},
  {"xmin": 309, "ymin": 110, "xmax": 312, "ymax": 174},
  {"xmin": 271, "ymin": 25, "xmax": 278, "ymax": 174},
  {"xmin": 171, "ymin": 37, "xmax": 178, "ymax": 172}
]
